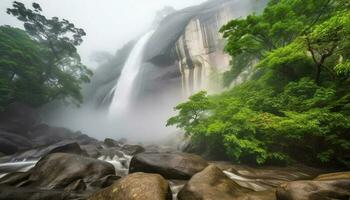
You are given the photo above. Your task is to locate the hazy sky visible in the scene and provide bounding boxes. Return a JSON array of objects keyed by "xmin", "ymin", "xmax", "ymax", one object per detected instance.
[{"xmin": 0, "ymin": 0, "xmax": 206, "ymax": 69}]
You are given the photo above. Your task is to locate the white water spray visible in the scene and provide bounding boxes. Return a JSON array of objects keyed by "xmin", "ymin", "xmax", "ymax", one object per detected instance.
[{"xmin": 109, "ymin": 30, "xmax": 155, "ymax": 116}]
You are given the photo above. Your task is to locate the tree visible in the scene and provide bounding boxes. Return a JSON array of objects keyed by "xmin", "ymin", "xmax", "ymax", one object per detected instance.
[
  {"xmin": 167, "ymin": 91, "xmax": 211, "ymax": 135},
  {"xmin": 219, "ymin": 0, "xmax": 340, "ymax": 86},
  {"xmin": 168, "ymin": 0, "xmax": 350, "ymax": 167},
  {"xmin": 0, "ymin": 26, "xmax": 46, "ymax": 109},
  {"xmin": 7, "ymin": 1, "xmax": 93, "ymax": 105},
  {"xmin": 304, "ymin": 12, "xmax": 350, "ymax": 83}
]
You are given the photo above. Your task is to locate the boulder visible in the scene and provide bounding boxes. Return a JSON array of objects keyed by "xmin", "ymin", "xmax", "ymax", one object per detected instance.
[
  {"xmin": 144, "ymin": 145, "xmax": 176, "ymax": 153},
  {"xmin": 80, "ymin": 144, "xmax": 103, "ymax": 158},
  {"xmin": 3, "ymin": 141, "xmax": 89, "ymax": 162},
  {"xmin": 88, "ymin": 172, "xmax": 172, "ymax": 200},
  {"xmin": 0, "ymin": 160, "xmax": 36, "ymax": 174},
  {"xmin": 28, "ymin": 124, "xmax": 77, "ymax": 146},
  {"xmin": 64, "ymin": 179, "xmax": 87, "ymax": 192},
  {"xmin": 24, "ymin": 124, "xmax": 98, "ymax": 149},
  {"xmin": 178, "ymin": 165, "xmax": 251, "ymax": 200},
  {"xmin": 104, "ymin": 138, "xmax": 122, "ymax": 148},
  {"xmin": 0, "ymin": 103, "xmax": 40, "ymax": 135},
  {"xmin": 0, "ymin": 172, "xmax": 30, "ymax": 187},
  {"xmin": 0, "ymin": 137, "xmax": 19, "ymax": 155},
  {"xmin": 213, "ymin": 162, "xmax": 320, "ymax": 191},
  {"xmin": 0, "ymin": 131, "xmax": 33, "ymax": 155},
  {"xmin": 121, "ymin": 144, "xmax": 145, "ymax": 155},
  {"xmin": 168, "ymin": 180, "xmax": 187, "ymax": 200},
  {"xmin": 99, "ymin": 148, "xmax": 125, "ymax": 159},
  {"xmin": 73, "ymin": 132, "xmax": 99, "ymax": 145},
  {"xmin": 276, "ymin": 172, "xmax": 350, "ymax": 200},
  {"xmin": 235, "ymin": 190, "xmax": 277, "ymax": 200},
  {"xmin": 48, "ymin": 142, "xmax": 88, "ymax": 156},
  {"xmin": 315, "ymin": 171, "xmax": 350, "ymax": 181},
  {"xmin": 129, "ymin": 152, "xmax": 208, "ymax": 179},
  {"xmin": 0, "ymin": 153, "xmax": 115, "ymax": 192},
  {"xmin": 0, "ymin": 103, "xmax": 98, "ymax": 156},
  {"xmin": 90, "ymin": 175, "xmax": 121, "ymax": 188},
  {"xmin": 0, "ymin": 186, "xmax": 85, "ymax": 200}
]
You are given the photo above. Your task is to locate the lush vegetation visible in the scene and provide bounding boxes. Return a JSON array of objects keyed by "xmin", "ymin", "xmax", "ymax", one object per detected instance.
[
  {"xmin": 168, "ymin": 0, "xmax": 350, "ymax": 168},
  {"xmin": 0, "ymin": 2, "xmax": 92, "ymax": 110}
]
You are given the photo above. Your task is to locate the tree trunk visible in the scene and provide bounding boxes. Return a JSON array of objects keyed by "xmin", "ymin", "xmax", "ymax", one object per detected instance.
[{"xmin": 315, "ymin": 63, "xmax": 322, "ymax": 84}]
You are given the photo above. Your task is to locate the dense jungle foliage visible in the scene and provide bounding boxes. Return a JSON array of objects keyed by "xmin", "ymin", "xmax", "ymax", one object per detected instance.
[
  {"xmin": 0, "ymin": 2, "xmax": 92, "ymax": 110},
  {"xmin": 168, "ymin": 0, "xmax": 350, "ymax": 168}
]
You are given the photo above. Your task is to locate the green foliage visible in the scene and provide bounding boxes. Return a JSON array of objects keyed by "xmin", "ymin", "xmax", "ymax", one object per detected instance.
[
  {"xmin": 169, "ymin": 0, "xmax": 350, "ymax": 168},
  {"xmin": 167, "ymin": 91, "xmax": 211, "ymax": 134},
  {"xmin": 220, "ymin": 0, "xmax": 349, "ymax": 86},
  {"xmin": 169, "ymin": 78, "xmax": 350, "ymax": 167},
  {"xmin": 0, "ymin": 26, "xmax": 46, "ymax": 109},
  {"xmin": 223, "ymin": 53, "xmax": 255, "ymax": 87},
  {"xmin": 0, "ymin": 2, "xmax": 93, "ymax": 108},
  {"xmin": 335, "ymin": 61, "xmax": 350, "ymax": 77}
]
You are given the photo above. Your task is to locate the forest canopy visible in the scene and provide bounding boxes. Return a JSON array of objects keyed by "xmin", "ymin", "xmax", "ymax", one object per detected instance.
[
  {"xmin": 168, "ymin": 0, "xmax": 350, "ymax": 168},
  {"xmin": 0, "ymin": 2, "xmax": 92, "ymax": 110}
]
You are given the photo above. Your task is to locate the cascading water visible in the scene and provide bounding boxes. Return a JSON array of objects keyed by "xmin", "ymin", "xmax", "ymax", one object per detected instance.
[{"xmin": 108, "ymin": 30, "xmax": 155, "ymax": 116}]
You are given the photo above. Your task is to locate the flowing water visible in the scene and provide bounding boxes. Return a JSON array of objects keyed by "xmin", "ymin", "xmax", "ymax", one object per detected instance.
[
  {"xmin": 108, "ymin": 30, "xmax": 155, "ymax": 116},
  {"xmin": 0, "ymin": 160, "xmax": 37, "ymax": 178}
]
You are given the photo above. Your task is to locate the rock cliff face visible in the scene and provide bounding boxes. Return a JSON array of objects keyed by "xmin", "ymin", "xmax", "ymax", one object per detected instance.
[
  {"xmin": 174, "ymin": 3, "xmax": 235, "ymax": 95},
  {"xmin": 87, "ymin": 0, "xmax": 267, "ymax": 107},
  {"xmin": 139, "ymin": 0, "xmax": 267, "ymax": 99}
]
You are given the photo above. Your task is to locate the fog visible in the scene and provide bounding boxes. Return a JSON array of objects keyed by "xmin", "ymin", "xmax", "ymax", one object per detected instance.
[
  {"xmin": 42, "ymin": 87, "xmax": 183, "ymax": 144},
  {"xmin": 0, "ymin": 0, "xmax": 207, "ymax": 143},
  {"xmin": 0, "ymin": 0, "xmax": 206, "ymax": 69},
  {"xmin": 40, "ymin": 28, "xmax": 183, "ymax": 144},
  {"xmin": 0, "ymin": 0, "xmax": 260, "ymax": 144}
]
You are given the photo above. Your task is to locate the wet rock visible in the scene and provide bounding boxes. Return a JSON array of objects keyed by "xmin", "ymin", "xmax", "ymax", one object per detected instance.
[
  {"xmin": 0, "ymin": 160, "xmax": 36, "ymax": 174},
  {"xmin": 0, "ymin": 186, "xmax": 85, "ymax": 200},
  {"xmin": 3, "ymin": 141, "xmax": 89, "ymax": 162},
  {"xmin": 73, "ymin": 132, "xmax": 99, "ymax": 145},
  {"xmin": 276, "ymin": 172, "xmax": 350, "ymax": 200},
  {"xmin": 0, "ymin": 137, "xmax": 19, "ymax": 155},
  {"xmin": 212, "ymin": 162, "xmax": 320, "ymax": 191},
  {"xmin": 0, "ymin": 131, "xmax": 33, "ymax": 155},
  {"xmin": 121, "ymin": 144, "xmax": 145, "ymax": 155},
  {"xmin": 236, "ymin": 190, "xmax": 277, "ymax": 200},
  {"xmin": 144, "ymin": 145, "xmax": 176, "ymax": 153},
  {"xmin": 48, "ymin": 142, "xmax": 88, "ymax": 156},
  {"xmin": 80, "ymin": 144, "xmax": 103, "ymax": 158},
  {"xmin": 0, "ymin": 172, "xmax": 30, "ymax": 187},
  {"xmin": 99, "ymin": 148, "xmax": 124, "ymax": 159},
  {"xmin": 28, "ymin": 124, "xmax": 77, "ymax": 147},
  {"xmin": 90, "ymin": 175, "xmax": 121, "ymax": 188},
  {"xmin": 104, "ymin": 138, "xmax": 122, "ymax": 148},
  {"xmin": 64, "ymin": 179, "xmax": 86, "ymax": 192},
  {"xmin": 168, "ymin": 180, "xmax": 187, "ymax": 200},
  {"xmin": 0, "ymin": 153, "xmax": 115, "ymax": 192},
  {"xmin": 88, "ymin": 172, "xmax": 172, "ymax": 200},
  {"xmin": 0, "ymin": 103, "xmax": 40, "ymax": 135},
  {"xmin": 315, "ymin": 171, "xmax": 350, "ymax": 181},
  {"xmin": 178, "ymin": 165, "xmax": 251, "ymax": 200},
  {"xmin": 0, "ymin": 103, "xmax": 98, "ymax": 156},
  {"xmin": 129, "ymin": 152, "xmax": 208, "ymax": 179}
]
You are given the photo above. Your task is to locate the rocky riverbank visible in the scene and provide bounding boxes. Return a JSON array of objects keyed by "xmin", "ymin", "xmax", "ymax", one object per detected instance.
[{"xmin": 0, "ymin": 103, "xmax": 349, "ymax": 199}]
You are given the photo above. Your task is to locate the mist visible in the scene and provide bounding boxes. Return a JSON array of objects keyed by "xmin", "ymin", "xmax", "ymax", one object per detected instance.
[
  {"xmin": 0, "ymin": 0, "xmax": 346, "ymax": 197},
  {"xmin": 0, "ymin": 0, "xmax": 206, "ymax": 69},
  {"xmin": 0, "ymin": 0, "xmax": 260, "ymax": 144},
  {"xmin": 41, "ymin": 87, "xmax": 183, "ymax": 144}
]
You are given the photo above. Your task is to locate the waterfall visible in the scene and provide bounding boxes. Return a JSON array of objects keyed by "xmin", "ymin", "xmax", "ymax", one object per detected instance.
[{"xmin": 108, "ymin": 30, "xmax": 155, "ymax": 116}]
